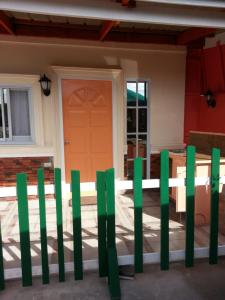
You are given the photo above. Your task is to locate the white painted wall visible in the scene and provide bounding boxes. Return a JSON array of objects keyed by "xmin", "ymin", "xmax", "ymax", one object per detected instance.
[
  {"xmin": 205, "ymin": 32, "xmax": 225, "ymax": 48},
  {"xmin": 0, "ymin": 37, "xmax": 186, "ymax": 179}
]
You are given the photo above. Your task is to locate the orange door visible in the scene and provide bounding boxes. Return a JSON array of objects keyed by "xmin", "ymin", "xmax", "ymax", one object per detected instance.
[{"xmin": 62, "ymin": 79, "xmax": 113, "ymax": 182}]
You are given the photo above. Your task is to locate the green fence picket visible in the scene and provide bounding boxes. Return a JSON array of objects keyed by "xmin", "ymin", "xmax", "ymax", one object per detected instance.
[
  {"xmin": 71, "ymin": 170, "xmax": 83, "ymax": 280},
  {"xmin": 0, "ymin": 220, "xmax": 4, "ymax": 290},
  {"xmin": 106, "ymin": 169, "xmax": 116, "ymax": 249},
  {"xmin": 37, "ymin": 168, "xmax": 49, "ymax": 284},
  {"xmin": 160, "ymin": 150, "xmax": 169, "ymax": 270},
  {"xmin": 54, "ymin": 168, "xmax": 65, "ymax": 282},
  {"xmin": 185, "ymin": 146, "xmax": 196, "ymax": 267},
  {"xmin": 16, "ymin": 173, "xmax": 32, "ymax": 286},
  {"xmin": 209, "ymin": 148, "xmax": 220, "ymax": 264},
  {"xmin": 97, "ymin": 171, "xmax": 107, "ymax": 277},
  {"xmin": 134, "ymin": 157, "xmax": 143, "ymax": 273},
  {"xmin": 105, "ymin": 168, "xmax": 121, "ymax": 299},
  {"xmin": 108, "ymin": 247, "xmax": 121, "ymax": 300}
]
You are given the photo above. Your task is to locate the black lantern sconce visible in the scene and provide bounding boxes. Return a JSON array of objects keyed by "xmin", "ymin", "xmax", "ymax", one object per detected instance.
[
  {"xmin": 39, "ymin": 74, "xmax": 51, "ymax": 96},
  {"xmin": 201, "ymin": 89, "xmax": 216, "ymax": 108}
]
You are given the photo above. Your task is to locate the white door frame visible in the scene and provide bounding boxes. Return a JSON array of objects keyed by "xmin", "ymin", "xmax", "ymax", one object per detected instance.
[{"xmin": 52, "ymin": 66, "xmax": 124, "ymax": 183}]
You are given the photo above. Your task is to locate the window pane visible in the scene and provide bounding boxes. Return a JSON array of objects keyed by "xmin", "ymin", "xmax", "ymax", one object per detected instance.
[
  {"xmin": 127, "ymin": 135, "xmax": 136, "ymax": 159},
  {"xmin": 127, "ymin": 82, "xmax": 137, "ymax": 106},
  {"xmin": 138, "ymin": 108, "xmax": 147, "ymax": 132},
  {"xmin": 3, "ymin": 89, "xmax": 9, "ymax": 138},
  {"xmin": 127, "ymin": 109, "xmax": 136, "ymax": 133},
  {"xmin": 138, "ymin": 135, "xmax": 147, "ymax": 158},
  {"xmin": 138, "ymin": 82, "xmax": 147, "ymax": 106},
  {"xmin": 10, "ymin": 90, "xmax": 31, "ymax": 137},
  {"xmin": 0, "ymin": 91, "xmax": 3, "ymax": 139}
]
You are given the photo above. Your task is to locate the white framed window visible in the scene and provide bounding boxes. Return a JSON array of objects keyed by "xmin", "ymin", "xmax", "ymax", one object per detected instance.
[
  {"xmin": 0, "ymin": 87, "xmax": 33, "ymax": 144},
  {"xmin": 125, "ymin": 80, "xmax": 150, "ymax": 179}
]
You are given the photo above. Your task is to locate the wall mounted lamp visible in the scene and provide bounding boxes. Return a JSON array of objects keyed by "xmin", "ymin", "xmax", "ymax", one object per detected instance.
[
  {"xmin": 201, "ymin": 89, "xmax": 216, "ymax": 108},
  {"xmin": 39, "ymin": 74, "xmax": 51, "ymax": 96}
]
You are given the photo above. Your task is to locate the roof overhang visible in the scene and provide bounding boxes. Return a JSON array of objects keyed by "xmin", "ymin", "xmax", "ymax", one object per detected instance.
[
  {"xmin": 1, "ymin": 0, "xmax": 225, "ymax": 29},
  {"xmin": 136, "ymin": 0, "xmax": 225, "ymax": 9}
]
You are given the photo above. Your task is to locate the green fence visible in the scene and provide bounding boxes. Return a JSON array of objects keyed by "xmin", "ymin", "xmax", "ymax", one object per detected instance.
[{"xmin": 0, "ymin": 146, "xmax": 223, "ymax": 300}]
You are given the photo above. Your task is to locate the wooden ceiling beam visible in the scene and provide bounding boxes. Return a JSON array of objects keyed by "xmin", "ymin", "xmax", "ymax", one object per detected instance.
[
  {"xmin": 99, "ymin": 20, "xmax": 119, "ymax": 41},
  {"xmin": 12, "ymin": 19, "xmax": 177, "ymax": 45},
  {"xmin": 122, "ymin": 0, "xmax": 129, "ymax": 5},
  {"xmin": 121, "ymin": 0, "xmax": 136, "ymax": 7},
  {"xmin": 177, "ymin": 27, "xmax": 216, "ymax": 45},
  {"xmin": 0, "ymin": 11, "xmax": 14, "ymax": 34}
]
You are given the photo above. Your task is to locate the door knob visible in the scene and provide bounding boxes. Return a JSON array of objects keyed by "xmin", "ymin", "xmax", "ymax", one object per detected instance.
[{"xmin": 64, "ymin": 140, "xmax": 70, "ymax": 145}]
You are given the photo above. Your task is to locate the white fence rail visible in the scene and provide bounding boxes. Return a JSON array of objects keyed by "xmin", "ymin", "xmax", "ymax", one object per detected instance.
[{"xmin": 1, "ymin": 176, "xmax": 225, "ymax": 197}]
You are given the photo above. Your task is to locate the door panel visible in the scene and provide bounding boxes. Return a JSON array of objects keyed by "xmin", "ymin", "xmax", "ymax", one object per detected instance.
[{"xmin": 62, "ymin": 79, "xmax": 113, "ymax": 182}]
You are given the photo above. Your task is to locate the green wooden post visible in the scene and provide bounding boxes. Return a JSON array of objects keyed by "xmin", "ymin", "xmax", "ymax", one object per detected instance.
[
  {"xmin": 16, "ymin": 173, "xmax": 32, "ymax": 286},
  {"xmin": 185, "ymin": 146, "xmax": 196, "ymax": 267},
  {"xmin": 134, "ymin": 157, "xmax": 143, "ymax": 273},
  {"xmin": 0, "ymin": 220, "xmax": 4, "ymax": 290},
  {"xmin": 106, "ymin": 169, "xmax": 116, "ymax": 249},
  {"xmin": 54, "ymin": 168, "xmax": 65, "ymax": 282},
  {"xmin": 108, "ymin": 247, "xmax": 121, "ymax": 300},
  {"xmin": 97, "ymin": 171, "xmax": 107, "ymax": 277},
  {"xmin": 105, "ymin": 168, "xmax": 121, "ymax": 299},
  {"xmin": 71, "ymin": 170, "xmax": 83, "ymax": 280},
  {"xmin": 160, "ymin": 150, "xmax": 169, "ymax": 270},
  {"xmin": 209, "ymin": 148, "xmax": 220, "ymax": 264},
  {"xmin": 37, "ymin": 168, "xmax": 49, "ymax": 284}
]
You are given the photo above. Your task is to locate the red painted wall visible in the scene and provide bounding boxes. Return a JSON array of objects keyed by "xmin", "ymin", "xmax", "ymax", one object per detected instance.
[{"xmin": 184, "ymin": 44, "xmax": 225, "ymax": 144}]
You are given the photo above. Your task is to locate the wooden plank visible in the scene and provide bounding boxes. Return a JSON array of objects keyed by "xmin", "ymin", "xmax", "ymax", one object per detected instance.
[
  {"xmin": 189, "ymin": 131, "xmax": 225, "ymax": 157},
  {"xmin": 54, "ymin": 168, "xmax": 65, "ymax": 282},
  {"xmin": 96, "ymin": 171, "xmax": 107, "ymax": 277},
  {"xmin": 16, "ymin": 173, "xmax": 32, "ymax": 286},
  {"xmin": 160, "ymin": 150, "xmax": 169, "ymax": 270},
  {"xmin": 134, "ymin": 157, "xmax": 143, "ymax": 273},
  {"xmin": 185, "ymin": 146, "xmax": 196, "ymax": 267},
  {"xmin": 106, "ymin": 169, "xmax": 116, "ymax": 249},
  {"xmin": 71, "ymin": 170, "xmax": 83, "ymax": 280},
  {"xmin": 13, "ymin": 19, "xmax": 176, "ymax": 45},
  {"xmin": 177, "ymin": 28, "xmax": 215, "ymax": 45},
  {"xmin": 108, "ymin": 247, "xmax": 121, "ymax": 300},
  {"xmin": 99, "ymin": 20, "xmax": 119, "ymax": 41},
  {"xmin": 0, "ymin": 11, "xmax": 14, "ymax": 34},
  {"xmin": 0, "ymin": 219, "xmax": 4, "ymax": 290},
  {"xmin": 209, "ymin": 148, "xmax": 220, "ymax": 264},
  {"xmin": 37, "ymin": 168, "xmax": 49, "ymax": 284}
]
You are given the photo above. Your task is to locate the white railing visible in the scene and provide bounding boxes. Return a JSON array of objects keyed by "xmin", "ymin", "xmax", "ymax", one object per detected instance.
[{"xmin": 1, "ymin": 176, "xmax": 225, "ymax": 197}]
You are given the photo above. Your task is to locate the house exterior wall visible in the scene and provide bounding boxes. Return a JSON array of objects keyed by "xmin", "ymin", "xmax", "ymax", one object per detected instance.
[
  {"xmin": 184, "ymin": 43, "xmax": 225, "ymax": 144},
  {"xmin": 0, "ymin": 38, "xmax": 186, "ymax": 181}
]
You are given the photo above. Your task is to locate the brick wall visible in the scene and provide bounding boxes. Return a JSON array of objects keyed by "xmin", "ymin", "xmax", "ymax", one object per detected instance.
[
  {"xmin": 0, "ymin": 156, "xmax": 54, "ymax": 187},
  {"xmin": 150, "ymin": 154, "xmax": 160, "ymax": 179}
]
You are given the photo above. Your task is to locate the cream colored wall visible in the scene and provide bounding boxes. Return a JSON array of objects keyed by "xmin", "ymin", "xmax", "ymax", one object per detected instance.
[{"xmin": 0, "ymin": 37, "xmax": 186, "ymax": 179}]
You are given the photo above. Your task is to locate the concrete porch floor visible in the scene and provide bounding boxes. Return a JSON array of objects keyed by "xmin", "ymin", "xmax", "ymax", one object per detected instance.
[
  {"xmin": 0, "ymin": 190, "xmax": 225, "ymax": 270},
  {"xmin": 1, "ymin": 259, "xmax": 225, "ymax": 300}
]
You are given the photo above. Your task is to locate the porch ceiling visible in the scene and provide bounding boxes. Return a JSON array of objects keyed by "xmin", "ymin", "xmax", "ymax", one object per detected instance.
[{"xmin": 0, "ymin": 0, "xmax": 225, "ymax": 47}]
